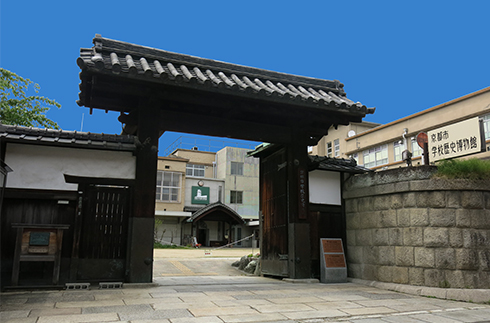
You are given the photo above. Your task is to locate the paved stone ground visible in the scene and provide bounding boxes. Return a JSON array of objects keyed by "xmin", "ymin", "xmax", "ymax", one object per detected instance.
[{"xmin": 2, "ymin": 249, "xmax": 490, "ymax": 322}]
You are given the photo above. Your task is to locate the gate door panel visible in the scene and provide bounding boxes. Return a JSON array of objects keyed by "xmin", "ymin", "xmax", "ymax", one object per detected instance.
[
  {"xmin": 78, "ymin": 185, "xmax": 130, "ymax": 281},
  {"xmin": 261, "ymin": 148, "xmax": 289, "ymax": 276}
]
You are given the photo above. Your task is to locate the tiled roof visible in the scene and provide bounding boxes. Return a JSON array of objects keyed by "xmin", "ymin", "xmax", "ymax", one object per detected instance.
[
  {"xmin": 77, "ymin": 35, "xmax": 374, "ymax": 117},
  {"xmin": 309, "ymin": 155, "xmax": 372, "ymax": 174},
  {"xmin": 0, "ymin": 123, "xmax": 136, "ymax": 151},
  {"xmin": 186, "ymin": 201, "xmax": 245, "ymax": 224}
]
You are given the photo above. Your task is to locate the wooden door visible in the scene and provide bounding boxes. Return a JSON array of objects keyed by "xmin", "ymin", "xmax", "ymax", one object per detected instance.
[
  {"xmin": 260, "ymin": 148, "xmax": 289, "ymax": 276},
  {"xmin": 77, "ymin": 185, "xmax": 130, "ymax": 281}
]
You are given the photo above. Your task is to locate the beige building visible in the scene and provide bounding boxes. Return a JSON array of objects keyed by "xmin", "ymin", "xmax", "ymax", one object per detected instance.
[
  {"xmin": 154, "ymin": 146, "xmax": 260, "ymax": 247},
  {"xmin": 312, "ymin": 86, "xmax": 490, "ymax": 169}
]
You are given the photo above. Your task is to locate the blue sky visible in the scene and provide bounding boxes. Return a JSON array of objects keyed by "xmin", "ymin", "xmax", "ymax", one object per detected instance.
[{"xmin": 1, "ymin": 1, "xmax": 489, "ymax": 156}]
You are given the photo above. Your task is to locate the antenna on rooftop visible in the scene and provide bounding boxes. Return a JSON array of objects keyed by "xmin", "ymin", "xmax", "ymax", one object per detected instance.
[{"xmin": 80, "ymin": 113, "xmax": 84, "ymax": 132}]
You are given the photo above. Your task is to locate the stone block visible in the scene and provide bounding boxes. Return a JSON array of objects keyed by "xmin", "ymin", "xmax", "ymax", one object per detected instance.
[
  {"xmin": 374, "ymin": 195, "xmax": 392, "ymax": 211},
  {"xmin": 395, "ymin": 246, "xmax": 414, "ymax": 266},
  {"xmin": 345, "ymin": 199, "xmax": 358, "ymax": 213},
  {"xmin": 435, "ymin": 248, "xmax": 455, "ymax": 269},
  {"xmin": 362, "ymin": 264, "xmax": 378, "ymax": 281},
  {"xmin": 379, "ymin": 210, "xmax": 397, "ymax": 227},
  {"xmin": 448, "ymin": 228, "xmax": 463, "ymax": 248},
  {"xmin": 476, "ymin": 271, "xmax": 490, "ymax": 289},
  {"xmin": 403, "ymin": 227, "xmax": 424, "ymax": 246},
  {"xmin": 456, "ymin": 209, "xmax": 472, "ymax": 228},
  {"xmin": 408, "ymin": 267, "xmax": 425, "ymax": 286},
  {"xmin": 348, "ymin": 263, "xmax": 362, "ymax": 278},
  {"xmin": 362, "ymin": 246, "xmax": 378, "ymax": 265},
  {"xmin": 414, "ymin": 247, "xmax": 435, "ymax": 268},
  {"xmin": 472, "ymin": 210, "xmax": 490, "ymax": 229},
  {"xmin": 378, "ymin": 246, "xmax": 395, "ymax": 265},
  {"xmin": 403, "ymin": 192, "xmax": 416, "ymax": 207},
  {"xmin": 485, "ymin": 192, "xmax": 490, "ymax": 209},
  {"xmin": 446, "ymin": 191, "xmax": 461, "ymax": 208},
  {"xmin": 358, "ymin": 197, "xmax": 374, "ymax": 212},
  {"xmin": 444, "ymin": 270, "xmax": 465, "ymax": 288},
  {"xmin": 396, "ymin": 209, "xmax": 410, "ymax": 227},
  {"xmin": 346, "ymin": 230, "xmax": 356, "ymax": 246},
  {"xmin": 346, "ymin": 246, "xmax": 362, "ymax": 264},
  {"xmin": 478, "ymin": 249, "xmax": 490, "ymax": 271},
  {"xmin": 426, "ymin": 191, "xmax": 446, "ymax": 208},
  {"xmin": 429, "ymin": 209, "xmax": 455, "ymax": 227},
  {"xmin": 373, "ymin": 228, "xmax": 390, "ymax": 246},
  {"xmin": 346, "ymin": 213, "xmax": 360, "ymax": 230},
  {"xmin": 415, "ymin": 191, "xmax": 430, "ymax": 208},
  {"xmin": 455, "ymin": 248, "xmax": 478, "ymax": 270},
  {"xmin": 462, "ymin": 191, "xmax": 484, "ymax": 209},
  {"xmin": 389, "ymin": 228, "xmax": 403, "ymax": 246},
  {"xmin": 375, "ymin": 183, "xmax": 395, "ymax": 196},
  {"xmin": 423, "ymin": 269, "xmax": 446, "ymax": 288},
  {"xmin": 424, "ymin": 228, "xmax": 449, "ymax": 247},
  {"xmin": 391, "ymin": 194, "xmax": 403, "ymax": 209},
  {"xmin": 463, "ymin": 270, "xmax": 478, "ymax": 289},
  {"xmin": 410, "ymin": 208, "xmax": 429, "ymax": 226},
  {"xmin": 392, "ymin": 266, "xmax": 409, "ymax": 284},
  {"xmin": 377, "ymin": 266, "xmax": 393, "ymax": 282},
  {"xmin": 394, "ymin": 181, "xmax": 410, "ymax": 193},
  {"xmin": 463, "ymin": 229, "xmax": 488, "ymax": 248},
  {"xmin": 356, "ymin": 229, "xmax": 372, "ymax": 246},
  {"xmin": 360, "ymin": 212, "xmax": 377, "ymax": 229}
]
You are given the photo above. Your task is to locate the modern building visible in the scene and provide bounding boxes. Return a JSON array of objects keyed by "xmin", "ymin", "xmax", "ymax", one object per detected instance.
[
  {"xmin": 154, "ymin": 146, "xmax": 260, "ymax": 248},
  {"xmin": 312, "ymin": 86, "xmax": 490, "ymax": 169}
]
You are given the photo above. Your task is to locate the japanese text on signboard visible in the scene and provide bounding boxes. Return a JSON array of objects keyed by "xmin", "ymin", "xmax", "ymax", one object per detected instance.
[{"xmin": 427, "ymin": 117, "xmax": 482, "ymax": 162}]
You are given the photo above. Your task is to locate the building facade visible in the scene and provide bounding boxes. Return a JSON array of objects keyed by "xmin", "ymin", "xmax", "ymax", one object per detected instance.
[
  {"xmin": 313, "ymin": 87, "xmax": 490, "ymax": 170},
  {"xmin": 154, "ymin": 147, "xmax": 259, "ymax": 247}
]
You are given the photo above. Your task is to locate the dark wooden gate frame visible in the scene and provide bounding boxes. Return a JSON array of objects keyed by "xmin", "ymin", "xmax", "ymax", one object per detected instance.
[{"xmin": 77, "ymin": 35, "xmax": 374, "ymax": 282}]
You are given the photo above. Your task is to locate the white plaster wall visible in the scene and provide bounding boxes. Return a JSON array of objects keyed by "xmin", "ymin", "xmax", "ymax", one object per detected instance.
[
  {"xmin": 5, "ymin": 143, "xmax": 136, "ymax": 191},
  {"xmin": 309, "ymin": 170, "xmax": 341, "ymax": 205}
]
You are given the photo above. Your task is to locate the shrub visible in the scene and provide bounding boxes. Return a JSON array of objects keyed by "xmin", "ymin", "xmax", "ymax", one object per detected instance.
[{"xmin": 435, "ymin": 158, "xmax": 490, "ymax": 180}]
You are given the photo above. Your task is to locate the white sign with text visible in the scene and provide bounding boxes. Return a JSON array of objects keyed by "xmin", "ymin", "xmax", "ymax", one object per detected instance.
[{"xmin": 428, "ymin": 117, "xmax": 482, "ymax": 162}]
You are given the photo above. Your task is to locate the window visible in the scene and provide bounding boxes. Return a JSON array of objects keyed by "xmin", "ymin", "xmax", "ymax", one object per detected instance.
[
  {"xmin": 230, "ymin": 162, "xmax": 243, "ymax": 175},
  {"xmin": 334, "ymin": 139, "xmax": 340, "ymax": 157},
  {"xmin": 363, "ymin": 145, "xmax": 388, "ymax": 168},
  {"xmin": 393, "ymin": 141, "xmax": 405, "ymax": 162},
  {"xmin": 156, "ymin": 171, "xmax": 181, "ymax": 202},
  {"xmin": 327, "ymin": 142, "xmax": 332, "ymax": 157},
  {"xmin": 483, "ymin": 114, "xmax": 490, "ymax": 140},
  {"xmin": 411, "ymin": 137, "xmax": 423, "ymax": 157},
  {"xmin": 186, "ymin": 164, "xmax": 205, "ymax": 177},
  {"xmin": 230, "ymin": 190, "xmax": 243, "ymax": 204}
]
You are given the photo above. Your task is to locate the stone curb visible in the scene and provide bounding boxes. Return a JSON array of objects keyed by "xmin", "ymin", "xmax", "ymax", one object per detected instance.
[{"xmin": 348, "ymin": 278, "xmax": 490, "ymax": 304}]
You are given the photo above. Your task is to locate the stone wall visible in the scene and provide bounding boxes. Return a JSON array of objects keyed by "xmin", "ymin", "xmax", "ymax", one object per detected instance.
[{"xmin": 343, "ymin": 166, "xmax": 490, "ymax": 289}]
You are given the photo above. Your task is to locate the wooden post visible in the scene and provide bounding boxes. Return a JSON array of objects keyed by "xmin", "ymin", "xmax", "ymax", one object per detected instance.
[
  {"xmin": 287, "ymin": 130, "xmax": 311, "ymax": 279},
  {"xmin": 127, "ymin": 97, "xmax": 160, "ymax": 283}
]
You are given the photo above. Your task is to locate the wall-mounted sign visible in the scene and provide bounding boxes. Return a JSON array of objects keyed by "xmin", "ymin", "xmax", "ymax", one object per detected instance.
[
  {"xmin": 192, "ymin": 186, "xmax": 209, "ymax": 205},
  {"xmin": 428, "ymin": 117, "xmax": 483, "ymax": 162}
]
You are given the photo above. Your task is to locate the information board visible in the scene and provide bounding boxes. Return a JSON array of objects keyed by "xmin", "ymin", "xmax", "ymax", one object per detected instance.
[{"xmin": 320, "ymin": 238, "xmax": 347, "ymax": 283}]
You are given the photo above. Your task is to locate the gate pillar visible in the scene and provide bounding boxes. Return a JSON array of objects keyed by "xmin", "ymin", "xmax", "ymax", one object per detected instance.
[
  {"xmin": 128, "ymin": 98, "xmax": 160, "ymax": 283},
  {"xmin": 286, "ymin": 132, "xmax": 311, "ymax": 279}
]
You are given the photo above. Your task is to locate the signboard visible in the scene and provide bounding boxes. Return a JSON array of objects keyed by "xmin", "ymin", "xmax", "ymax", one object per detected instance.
[
  {"xmin": 428, "ymin": 117, "xmax": 483, "ymax": 162},
  {"xmin": 320, "ymin": 238, "xmax": 347, "ymax": 283},
  {"xmin": 191, "ymin": 186, "xmax": 209, "ymax": 205}
]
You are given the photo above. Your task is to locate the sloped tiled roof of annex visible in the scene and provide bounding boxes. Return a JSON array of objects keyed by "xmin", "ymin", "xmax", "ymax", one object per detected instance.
[
  {"xmin": 186, "ymin": 201, "xmax": 245, "ymax": 224},
  {"xmin": 0, "ymin": 123, "xmax": 136, "ymax": 151},
  {"xmin": 77, "ymin": 35, "xmax": 375, "ymax": 117},
  {"xmin": 309, "ymin": 155, "xmax": 372, "ymax": 174}
]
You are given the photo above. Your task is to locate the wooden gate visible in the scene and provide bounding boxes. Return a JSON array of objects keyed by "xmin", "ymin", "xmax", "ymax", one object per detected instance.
[
  {"xmin": 76, "ymin": 185, "xmax": 130, "ymax": 281},
  {"xmin": 260, "ymin": 147, "xmax": 289, "ymax": 276}
]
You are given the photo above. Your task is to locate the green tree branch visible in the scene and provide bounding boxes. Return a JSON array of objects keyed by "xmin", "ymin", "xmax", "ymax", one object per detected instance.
[{"xmin": 0, "ymin": 68, "xmax": 61, "ymax": 129}]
